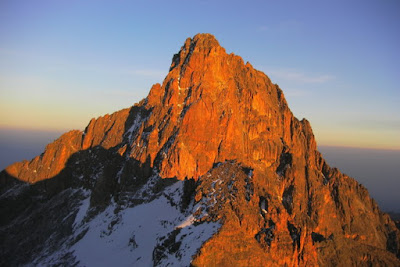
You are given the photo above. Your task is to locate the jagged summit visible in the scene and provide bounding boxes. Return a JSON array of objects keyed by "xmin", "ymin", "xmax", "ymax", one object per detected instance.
[
  {"xmin": 143, "ymin": 32, "xmax": 293, "ymax": 180},
  {"xmin": 1, "ymin": 34, "xmax": 399, "ymax": 266},
  {"xmin": 192, "ymin": 33, "xmax": 220, "ymax": 46},
  {"xmin": 182, "ymin": 33, "xmax": 222, "ymax": 54},
  {"xmin": 170, "ymin": 33, "xmax": 223, "ymax": 72}
]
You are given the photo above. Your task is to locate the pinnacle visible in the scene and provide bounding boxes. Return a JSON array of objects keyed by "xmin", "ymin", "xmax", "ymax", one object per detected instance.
[
  {"xmin": 169, "ymin": 33, "xmax": 224, "ymax": 72},
  {"xmin": 183, "ymin": 33, "xmax": 222, "ymax": 53},
  {"xmin": 192, "ymin": 33, "xmax": 220, "ymax": 48}
]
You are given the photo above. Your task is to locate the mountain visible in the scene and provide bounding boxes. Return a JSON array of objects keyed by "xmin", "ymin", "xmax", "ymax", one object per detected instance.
[{"xmin": 1, "ymin": 33, "xmax": 399, "ymax": 266}]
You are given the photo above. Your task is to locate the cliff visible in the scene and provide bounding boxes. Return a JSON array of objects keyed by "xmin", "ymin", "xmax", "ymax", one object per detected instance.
[{"xmin": 1, "ymin": 33, "xmax": 399, "ymax": 266}]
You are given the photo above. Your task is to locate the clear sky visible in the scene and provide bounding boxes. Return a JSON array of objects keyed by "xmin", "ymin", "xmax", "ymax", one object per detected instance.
[{"xmin": 0, "ymin": 0, "xmax": 399, "ymax": 149}]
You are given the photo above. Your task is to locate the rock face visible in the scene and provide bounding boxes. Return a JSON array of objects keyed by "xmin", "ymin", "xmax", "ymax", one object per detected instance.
[{"xmin": 1, "ymin": 33, "xmax": 399, "ymax": 266}]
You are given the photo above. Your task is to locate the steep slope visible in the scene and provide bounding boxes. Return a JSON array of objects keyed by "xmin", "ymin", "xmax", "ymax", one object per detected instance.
[{"xmin": 1, "ymin": 33, "xmax": 399, "ymax": 266}]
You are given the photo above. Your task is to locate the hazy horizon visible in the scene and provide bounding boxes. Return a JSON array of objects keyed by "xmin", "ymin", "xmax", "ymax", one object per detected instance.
[
  {"xmin": 1, "ymin": 127, "xmax": 398, "ymax": 213},
  {"xmin": 319, "ymin": 146, "xmax": 400, "ymax": 213}
]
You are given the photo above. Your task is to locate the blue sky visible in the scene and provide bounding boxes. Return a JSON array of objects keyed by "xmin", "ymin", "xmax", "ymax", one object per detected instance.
[{"xmin": 0, "ymin": 0, "xmax": 399, "ymax": 149}]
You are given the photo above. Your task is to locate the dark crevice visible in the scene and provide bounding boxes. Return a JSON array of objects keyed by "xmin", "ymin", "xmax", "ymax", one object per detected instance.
[
  {"xmin": 243, "ymin": 167, "xmax": 254, "ymax": 202},
  {"xmin": 287, "ymin": 222, "xmax": 301, "ymax": 250},
  {"xmin": 276, "ymin": 149, "xmax": 292, "ymax": 176},
  {"xmin": 153, "ymin": 129, "xmax": 179, "ymax": 168},
  {"xmin": 311, "ymin": 232, "xmax": 326, "ymax": 244},
  {"xmin": 255, "ymin": 220, "xmax": 276, "ymax": 247},
  {"xmin": 282, "ymin": 185, "xmax": 294, "ymax": 215},
  {"xmin": 259, "ymin": 196, "xmax": 268, "ymax": 218},
  {"xmin": 180, "ymin": 39, "xmax": 196, "ymax": 77}
]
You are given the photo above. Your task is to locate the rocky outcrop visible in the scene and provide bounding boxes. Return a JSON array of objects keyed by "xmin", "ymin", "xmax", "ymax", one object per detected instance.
[
  {"xmin": 190, "ymin": 161, "xmax": 400, "ymax": 266},
  {"xmin": 4, "ymin": 130, "xmax": 82, "ymax": 184},
  {"xmin": 1, "ymin": 33, "xmax": 399, "ymax": 266},
  {"xmin": 2, "ymin": 105, "xmax": 149, "ymax": 184}
]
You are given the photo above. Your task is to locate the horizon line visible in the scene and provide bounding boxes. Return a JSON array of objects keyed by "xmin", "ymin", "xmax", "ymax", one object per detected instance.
[
  {"xmin": 318, "ymin": 144, "xmax": 400, "ymax": 152},
  {"xmin": 1, "ymin": 125, "xmax": 399, "ymax": 152}
]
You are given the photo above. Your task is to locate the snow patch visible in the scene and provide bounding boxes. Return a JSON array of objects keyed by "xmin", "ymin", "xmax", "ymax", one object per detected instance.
[
  {"xmin": 74, "ymin": 197, "xmax": 90, "ymax": 227},
  {"xmin": 36, "ymin": 178, "xmax": 221, "ymax": 266},
  {"xmin": 177, "ymin": 214, "xmax": 195, "ymax": 229},
  {"xmin": 159, "ymin": 221, "xmax": 221, "ymax": 266},
  {"xmin": 125, "ymin": 112, "xmax": 147, "ymax": 143}
]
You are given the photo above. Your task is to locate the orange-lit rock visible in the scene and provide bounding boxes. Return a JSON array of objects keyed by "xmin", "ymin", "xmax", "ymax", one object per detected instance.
[
  {"xmin": 4, "ymin": 107, "xmax": 133, "ymax": 183},
  {"xmin": 129, "ymin": 34, "xmax": 294, "ymax": 179},
  {"xmin": 5, "ymin": 130, "xmax": 82, "ymax": 183},
  {"xmin": 1, "ymin": 33, "xmax": 399, "ymax": 266}
]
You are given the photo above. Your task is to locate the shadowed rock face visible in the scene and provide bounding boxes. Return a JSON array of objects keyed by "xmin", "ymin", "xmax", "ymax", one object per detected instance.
[{"xmin": 1, "ymin": 33, "xmax": 399, "ymax": 266}]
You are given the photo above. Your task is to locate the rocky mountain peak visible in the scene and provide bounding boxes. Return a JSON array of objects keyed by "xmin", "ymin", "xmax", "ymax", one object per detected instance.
[
  {"xmin": 169, "ymin": 33, "xmax": 223, "ymax": 73},
  {"xmin": 142, "ymin": 33, "xmax": 297, "ymax": 180},
  {"xmin": 1, "ymin": 34, "xmax": 399, "ymax": 266}
]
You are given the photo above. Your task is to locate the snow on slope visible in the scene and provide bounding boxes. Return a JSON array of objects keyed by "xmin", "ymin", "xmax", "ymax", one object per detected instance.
[{"xmin": 34, "ymin": 178, "xmax": 220, "ymax": 266}]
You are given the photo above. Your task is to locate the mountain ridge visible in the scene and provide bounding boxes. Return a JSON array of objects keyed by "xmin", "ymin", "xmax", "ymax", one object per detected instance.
[{"xmin": 1, "ymin": 33, "xmax": 399, "ymax": 266}]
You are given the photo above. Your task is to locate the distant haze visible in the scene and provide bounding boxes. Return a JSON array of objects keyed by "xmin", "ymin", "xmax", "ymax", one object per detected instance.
[
  {"xmin": 0, "ymin": 128, "xmax": 398, "ymax": 213},
  {"xmin": 319, "ymin": 146, "xmax": 400, "ymax": 213},
  {"xmin": 0, "ymin": 128, "xmax": 64, "ymax": 171}
]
